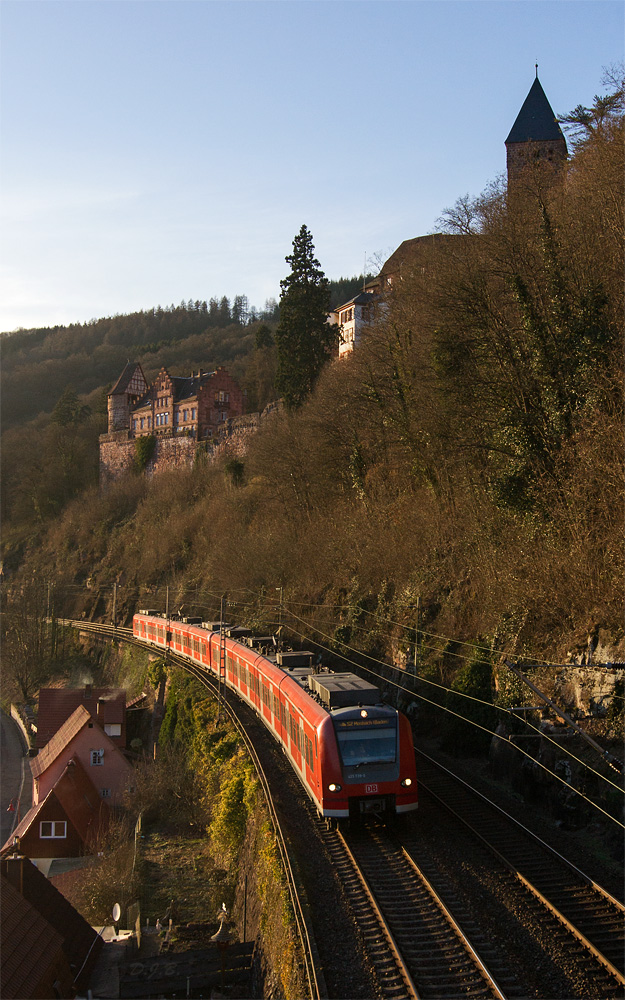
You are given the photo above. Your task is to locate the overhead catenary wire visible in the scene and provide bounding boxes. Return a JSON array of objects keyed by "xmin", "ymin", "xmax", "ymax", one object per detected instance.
[
  {"xmin": 281, "ymin": 608, "xmax": 625, "ymax": 803},
  {"xmin": 14, "ymin": 582, "xmax": 623, "ymax": 754},
  {"xmin": 279, "ymin": 618, "xmax": 624, "ymax": 830},
  {"xmin": 66, "ymin": 582, "xmax": 622, "ymax": 681}
]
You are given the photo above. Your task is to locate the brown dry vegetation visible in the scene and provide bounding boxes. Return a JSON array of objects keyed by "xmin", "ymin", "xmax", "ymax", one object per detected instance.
[{"xmin": 2, "ymin": 76, "xmax": 623, "ymax": 689}]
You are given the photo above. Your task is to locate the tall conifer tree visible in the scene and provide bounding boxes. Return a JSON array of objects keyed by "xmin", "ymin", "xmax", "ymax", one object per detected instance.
[{"xmin": 275, "ymin": 225, "xmax": 336, "ymax": 409}]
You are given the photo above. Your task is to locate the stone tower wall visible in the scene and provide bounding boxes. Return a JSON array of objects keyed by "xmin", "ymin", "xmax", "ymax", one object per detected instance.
[
  {"xmin": 108, "ymin": 395, "xmax": 131, "ymax": 433},
  {"xmin": 506, "ymin": 138, "xmax": 568, "ymax": 190}
]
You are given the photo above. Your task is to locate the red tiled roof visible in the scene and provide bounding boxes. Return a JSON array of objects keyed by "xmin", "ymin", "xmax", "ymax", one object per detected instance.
[
  {"xmin": 1, "ymin": 856, "xmax": 103, "ymax": 991},
  {"xmin": 31, "ymin": 705, "xmax": 91, "ymax": 778},
  {"xmin": 37, "ymin": 686, "xmax": 126, "ymax": 748},
  {"xmin": 54, "ymin": 757, "xmax": 110, "ymax": 843},
  {"xmin": 1, "ymin": 873, "xmax": 65, "ymax": 999}
]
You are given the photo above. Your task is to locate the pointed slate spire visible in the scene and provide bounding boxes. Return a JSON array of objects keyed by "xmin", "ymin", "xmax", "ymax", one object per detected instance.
[
  {"xmin": 506, "ymin": 76, "xmax": 567, "ymax": 189},
  {"xmin": 506, "ymin": 76, "xmax": 565, "ymax": 144}
]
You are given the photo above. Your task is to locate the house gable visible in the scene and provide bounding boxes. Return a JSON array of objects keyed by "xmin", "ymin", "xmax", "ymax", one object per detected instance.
[
  {"xmin": 4, "ymin": 759, "xmax": 110, "ymax": 862},
  {"xmin": 31, "ymin": 706, "xmax": 133, "ymax": 807}
]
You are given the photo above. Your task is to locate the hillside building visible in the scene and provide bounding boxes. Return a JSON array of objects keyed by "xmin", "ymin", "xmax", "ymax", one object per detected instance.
[
  {"xmin": 332, "ymin": 234, "xmax": 459, "ymax": 358},
  {"xmin": 333, "ymin": 74, "xmax": 566, "ymax": 358},
  {"xmin": 30, "ymin": 705, "xmax": 134, "ymax": 809},
  {"xmin": 505, "ymin": 73, "xmax": 567, "ymax": 189},
  {"xmin": 107, "ymin": 362, "xmax": 148, "ymax": 432},
  {"xmin": 332, "ymin": 288, "xmax": 380, "ymax": 358},
  {"xmin": 107, "ymin": 364, "xmax": 244, "ymax": 441}
]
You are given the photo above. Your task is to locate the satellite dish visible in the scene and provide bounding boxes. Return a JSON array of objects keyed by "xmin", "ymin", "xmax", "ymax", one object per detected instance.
[{"xmin": 112, "ymin": 903, "xmax": 121, "ymax": 923}]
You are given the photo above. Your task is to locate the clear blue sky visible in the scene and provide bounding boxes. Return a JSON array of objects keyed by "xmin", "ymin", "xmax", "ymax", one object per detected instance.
[{"xmin": 1, "ymin": 0, "xmax": 622, "ymax": 332}]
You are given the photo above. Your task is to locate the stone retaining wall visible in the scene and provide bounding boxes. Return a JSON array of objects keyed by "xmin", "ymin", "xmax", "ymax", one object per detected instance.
[{"xmin": 99, "ymin": 403, "xmax": 280, "ymax": 486}]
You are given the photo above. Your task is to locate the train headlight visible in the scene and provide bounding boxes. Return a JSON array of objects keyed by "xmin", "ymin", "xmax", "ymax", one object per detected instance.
[
  {"xmin": 401, "ymin": 778, "xmax": 412, "ymax": 787},
  {"xmin": 328, "ymin": 783, "xmax": 342, "ymax": 792},
  {"xmin": 360, "ymin": 709, "xmax": 368, "ymax": 718}
]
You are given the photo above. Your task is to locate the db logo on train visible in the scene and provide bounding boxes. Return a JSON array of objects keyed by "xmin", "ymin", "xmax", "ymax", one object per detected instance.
[{"xmin": 365, "ymin": 784, "xmax": 378, "ymax": 794}]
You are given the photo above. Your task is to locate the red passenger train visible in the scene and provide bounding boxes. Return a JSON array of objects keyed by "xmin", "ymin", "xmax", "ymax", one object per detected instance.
[{"xmin": 133, "ymin": 610, "xmax": 418, "ymax": 821}]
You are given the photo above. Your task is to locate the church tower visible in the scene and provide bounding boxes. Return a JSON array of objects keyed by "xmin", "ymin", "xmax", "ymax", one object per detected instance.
[{"xmin": 506, "ymin": 74, "xmax": 567, "ymax": 189}]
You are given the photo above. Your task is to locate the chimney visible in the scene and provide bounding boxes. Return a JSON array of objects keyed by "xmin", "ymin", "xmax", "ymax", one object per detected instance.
[
  {"xmin": 97, "ymin": 699, "xmax": 104, "ymax": 716},
  {"xmin": 85, "ymin": 684, "xmax": 92, "ymax": 699},
  {"xmin": 5, "ymin": 855, "xmax": 25, "ymax": 895}
]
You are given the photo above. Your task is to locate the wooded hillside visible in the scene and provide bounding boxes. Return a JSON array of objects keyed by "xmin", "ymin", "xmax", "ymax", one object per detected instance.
[{"xmin": 1, "ymin": 81, "xmax": 623, "ymax": 706}]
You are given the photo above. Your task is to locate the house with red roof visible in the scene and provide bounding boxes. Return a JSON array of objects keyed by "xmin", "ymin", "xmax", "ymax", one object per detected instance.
[
  {"xmin": 31, "ymin": 705, "xmax": 134, "ymax": 809},
  {"xmin": 3, "ymin": 706, "xmax": 133, "ymax": 869},
  {"xmin": 36, "ymin": 684, "xmax": 127, "ymax": 750},
  {"xmin": 4, "ymin": 757, "xmax": 110, "ymax": 873}
]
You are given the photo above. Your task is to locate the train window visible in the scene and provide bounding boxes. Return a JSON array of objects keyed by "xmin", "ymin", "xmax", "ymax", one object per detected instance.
[
  {"xmin": 303, "ymin": 733, "xmax": 312, "ymax": 768},
  {"xmin": 334, "ymin": 720, "xmax": 397, "ymax": 766}
]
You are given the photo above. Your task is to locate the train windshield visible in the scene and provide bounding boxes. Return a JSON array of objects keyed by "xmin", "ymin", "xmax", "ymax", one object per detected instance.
[{"xmin": 335, "ymin": 723, "xmax": 397, "ymax": 766}]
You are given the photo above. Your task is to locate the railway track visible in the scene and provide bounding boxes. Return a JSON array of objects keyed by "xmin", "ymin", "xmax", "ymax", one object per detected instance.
[
  {"xmin": 320, "ymin": 818, "xmax": 507, "ymax": 1000},
  {"xmin": 414, "ymin": 747, "xmax": 625, "ymax": 995},
  {"xmin": 58, "ymin": 618, "xmax": 625, "ymax": 997}
]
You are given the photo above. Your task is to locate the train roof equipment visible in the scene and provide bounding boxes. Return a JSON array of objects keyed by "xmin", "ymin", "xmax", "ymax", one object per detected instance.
[
  {"xmin": 226, "ymin": 626, "xmax": 254, "ymax": 639},
  {"xmin": 244, "ymin": 635, "xmax": 276, "ymax": 650},
  {"xmin": 308, "ymin": 673, "xmax": 381, "ymax": 709},
  {"xmin": 277, "ymin": 651, "xmax": 315, "ymax": 668}
]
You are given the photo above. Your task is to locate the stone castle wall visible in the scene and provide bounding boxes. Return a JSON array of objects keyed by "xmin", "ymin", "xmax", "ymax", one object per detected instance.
[{"xmin": 99, "ymin": 403, "xmax": 280, "ymax": 487}]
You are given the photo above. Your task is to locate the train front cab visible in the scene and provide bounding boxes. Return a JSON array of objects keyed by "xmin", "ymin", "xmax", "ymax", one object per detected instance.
[{"xmin": 317, "ymin": 710, "xmax": 418, "ymax": 821}]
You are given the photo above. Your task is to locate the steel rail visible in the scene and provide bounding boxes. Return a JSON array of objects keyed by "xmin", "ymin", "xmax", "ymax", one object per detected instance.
[
  {"xmin": 415, "ymin": 746, "xmax": 625, "ymax": 986},
  {"xmin": 416, "ymin": 745, "xmax": 624, "ymax": 910},
  {"xmin": 339, "ymin": 823, "xmax": 508, "ymax": 1000},
  {"xmin": 399, "ymin": 843, "xmax": 507, "ymax": 1000},
  {"xmin": 57, "ymin": 617, "xmax": 327, "ymax": 1000},
  {"xmin": 336, "ymin": 830, "xmax": 421, "ymax": 1000}
]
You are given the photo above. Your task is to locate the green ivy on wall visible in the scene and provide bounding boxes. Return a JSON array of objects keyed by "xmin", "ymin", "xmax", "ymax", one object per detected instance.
[{"xmin": 135, "ymin": 434, "xmax": 156, "ymax": 472}]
